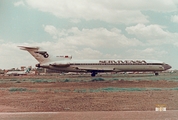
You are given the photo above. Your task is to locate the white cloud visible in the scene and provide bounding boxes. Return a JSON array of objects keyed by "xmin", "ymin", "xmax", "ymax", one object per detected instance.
[
  {"xmin": 98, "ymin": 0, "xmax": 177, "ymax": 11},
  {"xmin": 0, "ymin": 43, "xmax": 36, "ymax": 69},
  {"xmin": 0, "ymin": 39, "xmax": 4, "ymax": 42},
  {"xmin": 70, "ymin": 19, "xmax": 81, "ymax": 24},
  {"xmin": 25, "ymin": 0, "xmax": 178, "ymax": 24},
  {"xmin": 73, "ymin": 48, "xmax": 123, "ymax": 59},
  {"xmin": 25, "ymin": 0, "xmax": 148, "ymax": 24},
  {"xmin": 171, "ymin": 15, "xmax": 178, "ymax": 23},
  {"xmin": 126, "ymin": 24, "xmax": 168, "ymax": 39},
  {"xmin": 72, "ymin": 48, "xmax": 103, "ymax": 59},
  {"xmin": 142, "ymin": 48, "xmax": 154, "ymax": 53},
  {"xmin": 126, "ymin": 24, "xmax": 178, "ymax": 45},
  {"xmin": 43, "ymin": 25, "xmax": 58, "ymax": 39},
  {"xmin": 14, "ymin": 1, "xmax": 25, "ymax": 6},
  {"xmin": 43, "ymin": 25, "xmax": 142, "ymax": 48},
  {"xmin": 126, "ymin": 48, "xmax": 168, "ymax": 60}
]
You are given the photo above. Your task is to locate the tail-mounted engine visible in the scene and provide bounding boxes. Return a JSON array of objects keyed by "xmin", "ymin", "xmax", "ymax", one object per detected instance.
[
  {"xmin": 36, "ymin": 63, "xmax": 41, "ymax": 67},
  {"xmin": 35, "ymin": 51, "xmax": 49, "ymax": 58}
]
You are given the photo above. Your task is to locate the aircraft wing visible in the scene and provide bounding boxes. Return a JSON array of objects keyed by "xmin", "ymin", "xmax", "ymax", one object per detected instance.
[
  {"xmin": 76, "ymin": 66, "xmax": 115, "ymax": 72},
  {"xmin": 39, "ymin": 61, "xmax": 70, "ymax": 68},
  {"xmin": 50, "ymin": 63, "xmax": 70, "ymax": 67}
]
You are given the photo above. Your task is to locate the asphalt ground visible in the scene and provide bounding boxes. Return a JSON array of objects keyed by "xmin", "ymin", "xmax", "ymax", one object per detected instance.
[{"xmin": 0, "ymin": 111, "xmax": 178, "ymax": 120}]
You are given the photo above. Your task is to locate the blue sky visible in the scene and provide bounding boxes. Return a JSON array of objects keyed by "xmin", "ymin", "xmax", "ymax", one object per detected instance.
[{"xmin": 0, "ymin": 0, "xmax": 178, "ymax": 69}]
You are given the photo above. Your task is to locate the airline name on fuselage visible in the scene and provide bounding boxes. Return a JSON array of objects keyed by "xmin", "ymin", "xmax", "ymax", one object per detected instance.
[{"xmin": 99, "ymin": 60, "xmax": 147, "ymax": 64}]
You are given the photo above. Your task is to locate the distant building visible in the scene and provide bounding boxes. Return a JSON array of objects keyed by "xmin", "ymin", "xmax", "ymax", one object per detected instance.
[
  {"xmin": 21, "ymin": 66, "xmax": 26, "ymax": 71},
  {"xmin": 0, "ymin": 69, "xmax": 5, "ymax": 75},
  {"xmin": 35, "ymin": 68, "xmax": 63, "ymax": 75}
]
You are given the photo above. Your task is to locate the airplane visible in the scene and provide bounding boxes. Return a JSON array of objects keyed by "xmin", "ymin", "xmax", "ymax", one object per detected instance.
[
  {"xmin": 6, "ymin": 67, "xmax": 31, "ymax": 76},
  {"xmin": 18, "ymin": 46, "xmax": 172, "ymax": 77}
]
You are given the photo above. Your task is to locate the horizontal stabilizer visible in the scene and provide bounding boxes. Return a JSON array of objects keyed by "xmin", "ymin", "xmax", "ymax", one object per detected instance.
[{"xmin": 18, "ymin": 46, "xmax": 39, "ymax": 50}]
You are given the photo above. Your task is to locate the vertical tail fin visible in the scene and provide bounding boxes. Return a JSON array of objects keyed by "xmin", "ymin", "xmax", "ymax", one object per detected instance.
[{"xmin": 18, "ymin": 46, "xmax": 51, "ymax": 63}]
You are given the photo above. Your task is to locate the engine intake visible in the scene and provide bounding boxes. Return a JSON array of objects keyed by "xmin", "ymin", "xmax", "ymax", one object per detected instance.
[{"xmin": 36, "ymin": 64, "xmax": 41, "ymax": 67}]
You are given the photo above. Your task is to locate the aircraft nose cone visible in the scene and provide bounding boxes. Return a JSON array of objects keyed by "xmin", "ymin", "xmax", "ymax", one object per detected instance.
[{"xmin": 163, "ymin": 64, "xmax": 172, "ymax": 70}]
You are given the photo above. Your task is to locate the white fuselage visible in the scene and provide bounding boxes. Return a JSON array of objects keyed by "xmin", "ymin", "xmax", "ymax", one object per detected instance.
[{"xmin": 39, "ymin": 59, "xmax": 171, "ymax": 73}]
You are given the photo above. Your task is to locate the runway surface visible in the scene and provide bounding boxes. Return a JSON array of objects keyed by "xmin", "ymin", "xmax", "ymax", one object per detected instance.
[{"xmin": 0, "ymin": 111, "xmax": 178, "ymax": 120}]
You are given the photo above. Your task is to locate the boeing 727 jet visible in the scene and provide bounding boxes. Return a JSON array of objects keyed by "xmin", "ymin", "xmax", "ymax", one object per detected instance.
[{"xmin": 19, "ymin": 46, "xmax": 172, "ymax": 76}]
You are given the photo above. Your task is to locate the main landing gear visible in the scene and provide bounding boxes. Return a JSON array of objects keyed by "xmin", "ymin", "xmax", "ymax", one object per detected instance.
[
  {"xmin": 154, "ymin": 72, "xmax": 159, "ymax": 76},
  {"xmin": 91, "ymin": 72, "xmax": 97, "ymax": 77}
]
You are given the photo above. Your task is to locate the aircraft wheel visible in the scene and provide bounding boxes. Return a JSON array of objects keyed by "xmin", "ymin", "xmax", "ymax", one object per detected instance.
[
  {"xmin": 91, "ymin": 72, "xmax": 97, "ymax": 77},
  {"xmin": 155, "ymin": 72, "xmax": 159, "ymax": 76}
]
